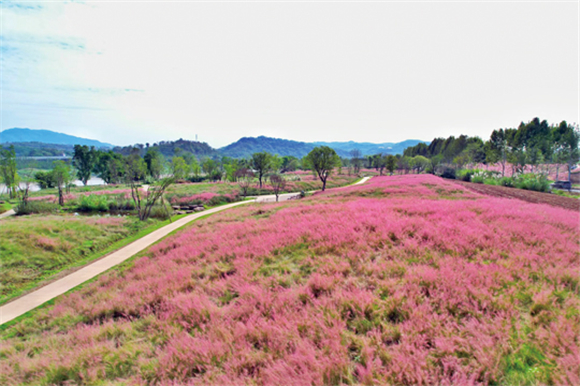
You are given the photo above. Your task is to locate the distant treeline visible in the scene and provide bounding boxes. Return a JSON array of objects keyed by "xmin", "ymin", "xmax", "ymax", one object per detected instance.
[
  {"xmin": 112, "ymin": 139, "xmax": 217, "ymax": 158},
  {"xmin": 403, "ymin": 118, "xmax": 579, "ymax": 178},
  {"xmin": 7, "ymin": 142, "xmax": 75, "ymax": 157}
]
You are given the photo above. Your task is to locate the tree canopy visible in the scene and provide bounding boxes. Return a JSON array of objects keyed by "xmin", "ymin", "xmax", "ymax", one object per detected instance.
[{"xmin": 305, "ymin": 146, "xmax": 341, "ymax": 191}]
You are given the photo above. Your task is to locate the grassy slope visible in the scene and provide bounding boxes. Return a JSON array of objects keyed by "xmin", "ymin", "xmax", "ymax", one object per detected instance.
[
  {"xmin": 1, "ymin": 175, "xmax": 359, "ymax": 304},
  {"xmin": 2, "ymin": 175, "xmax": 577, "ymax": 385},
  {"xmin": 0, "ymin": 215, "xmax": 165, "ymax": 305}
]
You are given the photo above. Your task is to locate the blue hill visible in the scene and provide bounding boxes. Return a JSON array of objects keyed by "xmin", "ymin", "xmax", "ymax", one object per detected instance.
[{"xmin": 0, "ymin": 128, "xmax": 113, "ymax": 148}]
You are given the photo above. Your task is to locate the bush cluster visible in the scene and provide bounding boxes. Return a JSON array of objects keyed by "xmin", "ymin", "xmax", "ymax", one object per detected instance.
[
  {"xmin": 460, "ymin": 169, "xmax": 551, "ymax": 192},
  {"xmin": 76, "ymin": 194, "xmax": 136, "ymax": 213},
  {"xmin": 16, "ymin": 200, "xmax": 59, "ymax": 215}
]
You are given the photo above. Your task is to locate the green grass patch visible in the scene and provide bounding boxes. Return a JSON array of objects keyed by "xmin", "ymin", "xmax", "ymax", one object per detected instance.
[
  {"xmin": 0, "ymin": 214, "xmax": 190, "ymax": 305},
  {"xmin": 501, "ymin": 344, "xmax": 555, "ymax": 385},
  {"xmin": 0, "ymin": 201, "xmax": 13, "ymax": 214}
]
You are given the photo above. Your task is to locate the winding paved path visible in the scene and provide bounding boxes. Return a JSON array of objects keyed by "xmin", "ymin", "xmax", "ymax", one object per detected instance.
[
  {"xmin": 0, "ymin": 177, "xmax": 371, "ymax": 325},
  {"xmin": 0, "ymin": 209, "xmax": 15, "ymax": 220}
]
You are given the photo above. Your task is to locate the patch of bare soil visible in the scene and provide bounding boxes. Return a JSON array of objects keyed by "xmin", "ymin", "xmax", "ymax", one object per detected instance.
[{"xmin": 452, "ymin": 180, "xmax": 580, "ymax": 212}]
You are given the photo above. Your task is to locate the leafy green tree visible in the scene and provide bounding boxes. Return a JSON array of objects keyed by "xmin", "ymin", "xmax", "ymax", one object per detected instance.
[
  {"xmin": 427, "ymin": 154, "xmax": 443, "ymax": 175},
  {"xmin": 385, "ymin": 155, "xmax": 398, "ymax": 175},
  {"xmin": 397, "ymin": 156, "xmax": 412, "ymax": 174},
  {"xmin": 125, "ymin": 149, "xmax": 147, "ymax": 183},
  {"xmin": 304, "ymin": 146, "xmax": 340, "ymax": 191},
  {"xmin": 280, "ymin": 156, "xmax": 299, "ymax": 172},
  {"xmin": 34, "ymin": 171, "xmax": 56, "ymax": 189},
  {"xmin": 371, "ymin": 154, "xmax": 387, "ymax": 175},
  {"xmin": 411, "ymin": 155, "xmax": 429, "ymax": 173},
  {"xmin": 107, "ymin": 156, "xmax": 126, "ymax": 184},
  {"xmin": 222, "ymin": 157, "xmax": 240, "ymax": 182},
  {"xmin": 552, "ymin": 121, "xmax": 570, "ymax": 180},
  {"xmin": 72, "ymin": 145, "xmax": 97, "ymax": 185},
  {"xmin": 252, "ymin": 152, "xmax": 273, "ymax": 188},
  {"xmin": 452, "ymin": 152, "xmax": 470, "ymax": 170},
  {"xmin": 559, "ymin": 122, "xmax": 580, "ymax": 181},
  {"xmin": 172, "ymin": 157, "xmax": 189, "ymax": 181},
  {"xmin": 94, "ymin": 151, "xmax": 125, "ymax": 184},
  {"xmin": 190, "ymin": 157, "xmax": 201, "ymax": 178},
  {"xmin": 144, "ymin": 148, "xmax": 164, "ymax": 179},
  {"xmin": 0, "ymin": 145, "xmax": 19, "ymax": 198},
  {"xmin": 202, "ymin": 158, "xmax": 221, "ymax": 181},
  {"xmin": 52, "ymin": 161, "xmax": 72, "ymax": 206}
]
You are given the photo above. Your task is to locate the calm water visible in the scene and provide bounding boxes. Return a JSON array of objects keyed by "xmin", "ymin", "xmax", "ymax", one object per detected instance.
[{"xmin": 0, "ymin": 177, "xmax": 106, "ymax": 194}]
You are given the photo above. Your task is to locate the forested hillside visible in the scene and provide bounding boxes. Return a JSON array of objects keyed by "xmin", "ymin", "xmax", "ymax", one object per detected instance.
[
  {"xmin": 0, "ymin": 128, "xmax": 113, "ymax": 148},
  {"xmin": 112, "ymin": 139, "xmax": 217, "ymax": 158}
]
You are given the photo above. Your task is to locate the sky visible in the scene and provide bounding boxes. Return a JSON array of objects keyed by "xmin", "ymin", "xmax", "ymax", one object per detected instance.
[{"xmin": 1, "ymin": 0, "xmax": 578, "ymax": 148}]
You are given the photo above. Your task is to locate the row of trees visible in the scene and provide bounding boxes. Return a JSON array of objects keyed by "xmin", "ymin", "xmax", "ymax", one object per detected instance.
[
  {"xmin": 69, "ymin": 144, "xmax": 332, "ymax": 188},
  {"xmin": 403, "ymin": 118, "xmax": 580, "ymax": 180}
]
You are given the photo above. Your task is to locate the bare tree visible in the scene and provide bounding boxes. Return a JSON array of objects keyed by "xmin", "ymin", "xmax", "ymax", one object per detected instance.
[
  {"xmin": 350, "ymin": 149, "xmax": 362, "ymax": 174},
  {"xmin": 269, "ymin": 174, "xmax": 286, "ymax": 202},
  {"xmin": 125, "ymin": 152, "xmax": 174, "ymax": 221},
  {"xmin": 235, "ymin": 168, "xmax": 254, "ymax": 199},
  {"xmin": 129, "ymin": 176, "xmax": 175, "ymax": 221}
]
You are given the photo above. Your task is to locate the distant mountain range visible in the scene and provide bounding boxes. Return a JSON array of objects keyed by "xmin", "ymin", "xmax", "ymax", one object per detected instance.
[
  {"xmin": 0, "ymin": 128, "xmax": 113, "ymax": 148},
  {"xmin": 313, "ymin": 140, "xmax": 427, "ymax": 157},
  {"xmin": 219, "ymin": 136, "xmax": 351, "ymax": 158},
  {"xmin": 1, "ymin": 128, "xmax": 427, "ymax": 158}
]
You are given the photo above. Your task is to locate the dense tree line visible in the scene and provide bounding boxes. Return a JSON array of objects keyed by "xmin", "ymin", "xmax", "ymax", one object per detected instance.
[
  {"xmin": 112, "ymin": 139, "xmax": 217, "ymax": 158},
  {"xmin": 402, "ymin": 118, "xmax": 579, "ymax": 180}
]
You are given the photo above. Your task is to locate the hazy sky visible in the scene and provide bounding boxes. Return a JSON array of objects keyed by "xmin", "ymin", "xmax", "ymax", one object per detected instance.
[{"xmin": 1, "ymin": 0, "xmax": 578, "ymax": 148}]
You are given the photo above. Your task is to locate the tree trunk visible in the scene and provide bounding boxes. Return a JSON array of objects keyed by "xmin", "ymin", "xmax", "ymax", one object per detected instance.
[
  {"xmin": 58, "ymin": 186, "xmax": 64, "ymax": 206},
  {"xmin": 322, "ymin": 178, "xmax": 327, "ymax": 191},
  {"xmin": 556, "ymin": 165, "xmax": 560, "ymax": 181}
]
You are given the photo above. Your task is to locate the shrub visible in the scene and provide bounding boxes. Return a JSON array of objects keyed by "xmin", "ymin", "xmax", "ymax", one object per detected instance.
[
  {"xmin": 16, "ymin": 201, "xmax": 58, "ymax": 215},
  {"xmin": 471, "ymin": 172, "xmax": 485, "ymax": 184},
  {"xmin": 207, "ymin": 194, "xmax": 239, "ymax": 206},
  {"xmin": 484, "ymin": 178, "xmax": 499, "ymax": 186},
  {"xmin": 439, "ymin": 167, "xmax": 456, "ymax": 179},
  {"xmin": 515, "ymin": 174, "xmax": 550, "ymax": 192},
  {"xmin": 148, "ymin": 203, "xmax": 174, "ymax": 220},
  {"xmin": 78, "ymin": 195, "xmax": 109, "ymax": 212},
  {"xmin": 188, "ymin": 175, "xmax": 210, "ymax": 183},
  {"xmin": 499, "ymin": 177, "xmax": 515, "ymax": 187},
  {"xmin": 456, "ymin": 169, "xmax": 481, "ymax": 182},
  {"xmin": 107, "ymin": 195, "xmax": 136, "ymax": 211}
]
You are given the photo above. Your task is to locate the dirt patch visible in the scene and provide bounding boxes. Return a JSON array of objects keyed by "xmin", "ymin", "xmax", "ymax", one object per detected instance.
[{"xmin": 452, "ymin": 180, "xmax": 580, "ymax": 212}]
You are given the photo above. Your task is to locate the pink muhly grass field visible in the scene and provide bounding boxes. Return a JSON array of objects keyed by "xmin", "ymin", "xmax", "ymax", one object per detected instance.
[{"xmin": 1, "ymin": 175, "xmax": 578, "ymax": 385}]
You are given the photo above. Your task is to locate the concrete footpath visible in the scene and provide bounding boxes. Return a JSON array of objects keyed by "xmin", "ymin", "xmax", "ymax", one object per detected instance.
[
  {"xmin": 0, "ymin": 177, "xmax": 372, "ymax": 325},
  {"xmin": 0, "ymin": 209, "xmax": 15, "ymax": 220},
  {"xmin": 0, "ymin": 201, "xmax": 252, "ymax": 325}
]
